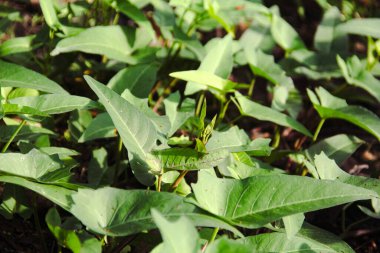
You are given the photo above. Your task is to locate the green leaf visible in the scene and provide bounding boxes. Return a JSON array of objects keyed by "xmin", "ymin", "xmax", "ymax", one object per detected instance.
[
  {"xmin": 9, "ymin": 94, "xmax": 98, "ymax": 114},
  {"xmin": 84, "ymin": 75, "xmax": 160, "ymax": 185},
  {"xmin": 283, "ymin": 213, "xmax": 305, "ymax": 239},
  {"xmin": 240, "ymin": 224, "xmax": 354, "ymax": 253},
  {"xmin": 0, "ymin": 103, "xmax": 48, "ymax": 119},
  {"xmin": 206, "ymin": 126, "xmax": 272, "ymax": 156},
  {"xmin": 163, "ymin": 92, "xmax": 195, "ymax": 136},
  {"xmin": 192, "ymin": 171, "xmax": 376, "ymax": 228},
  {"xmin": 308, "ymin": 87, "xmax": 380, "ymax": 141},
  {"xmin": 0, "ymin": 124, "xmax": 55, "ymax": 142},
  {"xmin": 205, "ymin": 238, "xmax": 251, "ymax": 253},
  {"xmin": 151, "ymin": 210, "xmax": 201, "ymax": 253},
  {"xmin": 235, "ymin": 92, "xmax": 312, "ymax": 137},
  {"xmin": 51, "ymin": 26, "xmax": 151, "ymax": 63},
  {"xmin": 70, "ymin": 187, "xmax": 242, "ymax": 237},
  {"xmin": 0, "ymin": 60, "xmax": 68, "ymax": 94},
  {"xmin": 46, "ymin": 208, "xmax": 102, "ymax": 253},
  {"xmin": 337, "ymin": 55, "xmax": 380, "ymax": 102},
  {"xmin": 0, "ymin": 184, "xmax": 32, "ymax": 219},
  {"xmin": 150, "ymin": 148, "xmax": 229, "ymax": 172},
  {"xmin": 121, "ymin": 89, "xmax": 170, "ymax": 135},
  {"xmin": 87, "ymin": 147, "xmax": 113, "ymax": 187},
  {"xmin": 337, "ymin": 18, "xmax": 380, "ymax": 38},
  {"xmin": 112, "ymin": 0, "xmax": 155, "ymax": 39},
  {"xmin": 204, "ymin": 0, "xmax": 235, "ymax": 36},
  {"xmin": 0, "ymin": 149, "xmax": 70, "ymax": 182},
  {"xmin": 39, "ymin": 0, "xmax": 62, "ymax": 31},
  {"xmin": 107, "ymin": 63, "xmax": 158, "ymax": 97},
  {"xmin": 171, "ymin": 71, "xmax": 239, "ymax": 93},
  {"xmin": 184, "ymin": 35, "xmax": 233, "ymax": 95},
  {"xmin": 314, "ymin": 7, "xmax": 347, "ymax": 53},
  {"xmin": 0, "ymin": 35, "xmax": 37, "ymax": 56},
  {"xmin": 173, "ymin": 27, "xmax": 205, "ymax": 61},
  {"xmin": 270, "ymin": 14, "xmax": 305, "ymax": 52},
  {"xmin": 78, "ymin": 113, "xmax": 117, "ymax": 142},
  {"xmin": 152, "ymin": 0, "xmax": 176, "ymax": 28},
  {"xmin": 0, "ymin": 175, "xmax": 73, "ymax": 211},
  {"xmin": 305, "ymin": 134, "xmax": 363, "ymax": 165}
]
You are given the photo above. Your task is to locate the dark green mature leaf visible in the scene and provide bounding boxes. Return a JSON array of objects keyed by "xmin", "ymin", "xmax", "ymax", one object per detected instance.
[
  {"xmin": 0, "ymin": 184, "xmax": 32, "ymax": 219},
  {"xmin": 121, "ymin": 89, "xmax": 170, "ymax": 135},
  {"xmin": 39, "ymin": 0, "xmax": 62, "ymax": 31},
  {"xmin": 51, "ymin": 26, "xmax": 151, "ymax": 63},
  {"xmin": 283, "ymin": 213, "xmax": 305, "ymax": 239},
  {"xmin": 314, "ymin": 7, "xmax": 348, "ymax": 54},
  {"xmin": 337, "ymin": 18, "xmax": 380, "ymax": 38},
  {"xmin": 235, "ymin": 92, "xmax": 312, "ymax": 137},
  {"xmin": 0, "ymin": 103, "xmax": 48, "ymax": 119},
  {"xmin": 107, "ymin": 63, "xmax": 158, "ymax": 97},
  {"xmin": 78, "ymin": 113, "xmax": 116, "ymax": 142},
  {"xmin": 192, "ymin": 171, "xmax": 376, "ymax": 228},
  {"xmin": 70, "ymin": 187, "xmax": 242, "ymax": 237},
  {"xmin": 0, "ymin": 60, "xmax": 67, "ymax": 94},
  {"xmin": 0, "ymin": 124, "xmax": 55, "ymax": 142},
  {"xmin": 206, "ymin": 126, "xmax": 272, "ymax": 156},
  {"xmin": 171, "ymin": 71, "xmax": 239, "ymax": 93},
  {"xmin": 308, "ymin": 87, "xmax": 380, "ymax": 141},
  {"xmin": 184, "ymin": 35, "xmax": 233, "ymax": 95},
  {"xmin": 270, "ymin": 14, "xmax": 305, "ymax": 52},
  {"xmin": 46, "ymin": 208, "xmax": 102, "ymax": 253},
  {"xmin": 312, "ymin": 153, "xmax": 380, "ymax": 200},
  {"xmin": 87, "ymin": 148, "xmax": 113, "ymax": 187},
  {"xmin": 112, "ymin": 0, "xmax": 155, "ymax": 39},
  {"xmin": 164, "ymin": 92, "xmax": 194, "ymax": 136},
  {"xmin": 0, "ymin": 175, "xmax": 73, "ymax": 211},
  {"xmin": 9, "ymin": 94, "xmax": 98, "ymax": 114},
  {"xmin": 84, "ymin": 76, "xmax": 160, "ymax": 185},
  {"xmin": 151, "ymin": 210, "xmax": 201, "ymax": 253},
  {"xmin": 337, "ymin": 55, "xmax": 380, "ymax": 102},
  {"xmin": 0, "ymin": 35, "xmax": 37, "ymax": 56},
  {"xmin": 0, "ymin": 149, "xmax": 70, "ymax": 182},
  {"xmin": 306, "ymin": 134, "xmax": 363, "ymax": 164},
  {"xmin": 240, "ymin": 224, "xmax": 354, "ymax": 253},
  {"xmin": 150, "ymin": 148, "xmax": 229, "ymax": 172},
  {"xmin": 205, "ymin": 238, "xmax": 251, "ymax": 253}
]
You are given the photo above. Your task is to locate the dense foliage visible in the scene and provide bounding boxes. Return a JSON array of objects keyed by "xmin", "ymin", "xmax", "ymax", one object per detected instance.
[{"xmin": 1, "ymin": 0, "xmax": 380, "ymax": 252}]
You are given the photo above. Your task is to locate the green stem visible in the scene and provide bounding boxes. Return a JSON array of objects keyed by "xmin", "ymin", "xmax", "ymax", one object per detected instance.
[
  {"xmin": 112, "ymin": 12, "xmax": 120, "ymax": 25},
  {"xmin": 216, "ymin": 99, "xmax": 229, "ymax": 126},
  {"xmin": 271, "ymin": 126, "xmax": 281, "ymax": 149},
  {"xmin": 313, "ymin": 119, "xmax": 325, "ymax": 142},
  {"xmin": 169, "ymin": 170, "xmax": 188, "ymax": 192},
  {"xmin": 153, "ymin": 78, "xmax": 178, "ymax": 112},
  {"xmin": 1, "ymin": 120, "xmax": 26, "ymax": 153},
  {"xmin": 195, "ymin": 92, "xmax": 205, "ymax": 117},
  {"xmin": 248, "ymin": 78, "xmax": 256, "ymax": 97},
  {"xmin": 113, "ymin": 137, "xmax": 123, "ymax": 184},
  {"xmin": 156, "ymin": 174, "xmax": 162, "ymax": 192},
  {"xmin": 209, "ymin": 227, "xmax": 219, "ymax": 244}
]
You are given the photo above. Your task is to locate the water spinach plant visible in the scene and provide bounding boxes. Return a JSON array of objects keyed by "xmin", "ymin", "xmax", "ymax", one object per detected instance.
[{"xmin": 1, "ymin": 0, "xmax": 380, "ymax": 252}]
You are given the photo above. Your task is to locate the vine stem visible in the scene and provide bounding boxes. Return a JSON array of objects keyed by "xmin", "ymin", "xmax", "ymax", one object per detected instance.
[
  {"xmin": 209, "ymin": 227, "xmax": 219, "ymax": 243},
  {"xmin": 195, "ymin": 92, "xmax": 205, "ymax": 117},
  {"xmin": 113, "ymin": 137, "xmax": 123, "ymax": 184},
  {"xmin": 2, "ymin": 119, "xmax": 26, "ymax": 153},
  {"xmin": 248, "ymin": 78, "xmax": 256, "ymax": 97},
  {"xmin": 169, "ymin": 170, "xmax": 188, "ymax": 192},
  {"xmin": 312, "ymin": 119, "xmax": 325, "ymax": 142},
  {"xmin": 153, "ymin": 78, "xmax": 178, "ymax": 112},
  {"xmin": 157, "ymin": 174, "xmax": 162, "ymax": 192}
]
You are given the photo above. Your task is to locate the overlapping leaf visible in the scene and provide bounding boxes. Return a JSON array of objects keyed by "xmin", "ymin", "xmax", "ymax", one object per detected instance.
[{"xmin": 192, "ymin": 171, "xmax": 376, "ymax": 228}]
